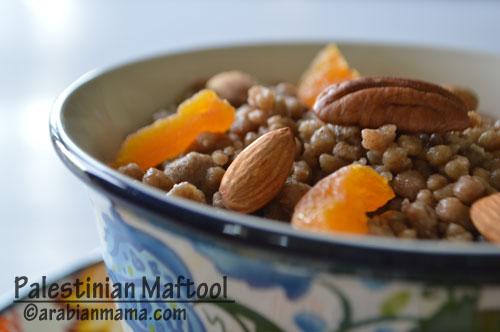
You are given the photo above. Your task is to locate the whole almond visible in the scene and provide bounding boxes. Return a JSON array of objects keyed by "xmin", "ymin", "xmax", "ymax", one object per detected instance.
[
  {"xmin": 470, "ymin": 193, "xmax": 500, "ymax": 243},
  {"xmin": 220, "ymin": 127, "xmax": 295, "ymax": 213},
  {"xmin": 206, "ymin": 71, "xmax": 258, "ymax": 107}
]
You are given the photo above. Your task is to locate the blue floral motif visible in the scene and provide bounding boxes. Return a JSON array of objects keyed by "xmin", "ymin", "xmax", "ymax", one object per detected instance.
[
  {"xmin": 374, "ymin": 328, "xmax": 395, "ymax": 332},
  {"xmin": 294, "ymin": 311, "xmax": 327, "ymax": 332},
  {"xmin": 101, "ymin": 206, "xmax": 205, "ymax": 332},
  {"xmin": 193, "ymin": 242, "xmax": 312, "ymax": 300},
  {"xmin": 360, "ymin": 277, "xmax": 387, "ymax": 290}
]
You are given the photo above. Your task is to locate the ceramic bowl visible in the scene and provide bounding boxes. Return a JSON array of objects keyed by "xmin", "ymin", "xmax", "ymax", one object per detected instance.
[{"xmin": 50, "ymin": 43, "xmax": 500, "ymax": 332}]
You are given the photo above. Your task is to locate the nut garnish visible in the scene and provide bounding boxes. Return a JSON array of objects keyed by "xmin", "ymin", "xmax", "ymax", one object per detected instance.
[
  {"xmin": 313, "ymin": 76, "xmax": 470, "ymax": 133},
  {"xmin": 206, "ymin": 71, "xmax": 257, "ymax": 107},
  {"xmin": 441, "ymin": 83, "xmax": 479, "ymax": 111},
  {"xmin": 470, "ymin": 193, "xmax": 500, "ymax": 243},
  {"xmin": 220, "ymin": 127, "xmax": 295, "ymax": 213}
]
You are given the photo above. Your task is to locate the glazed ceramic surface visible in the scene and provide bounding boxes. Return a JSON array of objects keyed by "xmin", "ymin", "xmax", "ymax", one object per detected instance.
[{"xmin": 50, "ymin": 43, "xmax": 500, "ymax": 331}]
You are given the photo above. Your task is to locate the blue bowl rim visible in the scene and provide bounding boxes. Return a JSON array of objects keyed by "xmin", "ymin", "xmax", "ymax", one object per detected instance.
[{"xmin": 49, "ymin": 41, "xmax": 500, "ymax": 281}]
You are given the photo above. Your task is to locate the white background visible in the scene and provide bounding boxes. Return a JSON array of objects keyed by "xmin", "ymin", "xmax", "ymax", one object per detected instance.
[{"xmin": 1, "ymin": 0, "xmax": 499, "ymax": 298}]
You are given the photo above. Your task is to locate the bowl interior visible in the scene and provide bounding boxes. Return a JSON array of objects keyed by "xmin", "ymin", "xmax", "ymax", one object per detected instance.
[
  {"xmin": 61, "ymin": 42, "xmax": 500, "ymax": 163},
  {"xmin": 55, "ymin": 42, "xmax": 500, "ymax": 255}
]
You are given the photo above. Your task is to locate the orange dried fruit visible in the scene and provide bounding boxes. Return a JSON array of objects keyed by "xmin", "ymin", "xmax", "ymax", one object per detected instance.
[
  {"xmin": 297, "ymin": 43, "xmax": 359, "ymax": 109},
  {"xmin": 291, "ymin": 164, "xmax": 395, "ymax": 234},
  {"xmin": 114, "ymin": 89, "xmax": 235, "ymax": 170}
]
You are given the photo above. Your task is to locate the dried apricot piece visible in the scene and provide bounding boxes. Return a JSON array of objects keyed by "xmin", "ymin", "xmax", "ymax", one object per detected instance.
[
  {"xmin": 114, "ymin": 89, "xmax": 235, "ymax": 170},
  {"xmin": 297, "ymin": 44, "xmax": 359, "ymax": 109},
  {"xmin": 291, "ymin": 164, "xmax": 395, "ymax": 234}
]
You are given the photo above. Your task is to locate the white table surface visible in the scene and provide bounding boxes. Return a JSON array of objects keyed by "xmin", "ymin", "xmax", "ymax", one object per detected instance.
[{"xmin": 1, "ymin": 0, "xmax": 499, "ymax": 299}]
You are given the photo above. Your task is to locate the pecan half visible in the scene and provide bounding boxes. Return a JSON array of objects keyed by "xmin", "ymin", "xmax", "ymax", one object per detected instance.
[
  {"xmin": 441, "ymin": 83, "xmax": 479, "ymax": 110},
  {"xmin": 313, "ymin": 77, "xmax": 470, "ymax": 133}
]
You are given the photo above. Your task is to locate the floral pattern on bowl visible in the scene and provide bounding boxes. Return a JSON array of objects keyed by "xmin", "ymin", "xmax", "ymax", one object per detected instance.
[{"xmin": 91, "ymin": 191, "xmax": 500, "ymax": 332}]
